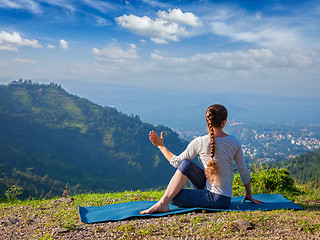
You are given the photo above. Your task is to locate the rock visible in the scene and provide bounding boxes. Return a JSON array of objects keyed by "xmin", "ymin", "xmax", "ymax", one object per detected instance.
[
  {"xmin": 7, "ymin": 216, "xmax": 19, "ymax": 224},
  {"xmin": 25, "ymin": 218, "xmax": 34, "ymax": 225},
  {"xmin": 233, "ymin": 219, "xmax": 255, "ymax": 230},
  {"xmin": 52, "ymin": 228, "xmax": 69, "ymax": 236},
  {"xmin": 0, "ymin": 220, "xmax": 8, "ymax": 226},
  {"xmin": 50, "ymin": 197, "xmax": 74, "ymax": 204}
]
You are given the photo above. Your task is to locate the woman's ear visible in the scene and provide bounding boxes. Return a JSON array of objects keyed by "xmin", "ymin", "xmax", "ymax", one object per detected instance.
[{"xmin": 222, "ymin": 119, "xmax": 227, "ymax": 128}]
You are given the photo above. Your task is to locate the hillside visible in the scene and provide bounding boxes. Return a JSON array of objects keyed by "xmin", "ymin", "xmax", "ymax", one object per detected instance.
[
  {"xmin": 267, "ymin": 149, "xmax": 320, "ymax": 183},
  {"xmin": 0, "ymin": 80, "xmax": 188, "ymax": 199}
]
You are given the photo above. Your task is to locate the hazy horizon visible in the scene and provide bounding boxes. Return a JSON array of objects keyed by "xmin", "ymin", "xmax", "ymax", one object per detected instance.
[{"xmin": 3, "ymin": 80, "xmax": 320, "ymax": 133}]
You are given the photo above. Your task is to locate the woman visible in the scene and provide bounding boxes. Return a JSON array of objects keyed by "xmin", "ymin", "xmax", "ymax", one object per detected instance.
[{"xmin": 140, "ymin": 104, "xmax": 262, "ymax": 214}]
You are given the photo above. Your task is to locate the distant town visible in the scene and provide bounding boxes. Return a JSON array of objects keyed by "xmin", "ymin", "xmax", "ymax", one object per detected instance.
[{"xmin": 175, "ymin": 122, "xmax": 320, "ymax": 164}]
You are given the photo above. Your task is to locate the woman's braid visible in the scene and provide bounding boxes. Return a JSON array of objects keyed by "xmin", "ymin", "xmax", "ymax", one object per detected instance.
[
  {"xmin": 204, "ymin": 104, "xmax": 228, "ymax": 184},
  {"xmin": 205, "ymin": 108, "xmax": 216, "ymax": 183}
]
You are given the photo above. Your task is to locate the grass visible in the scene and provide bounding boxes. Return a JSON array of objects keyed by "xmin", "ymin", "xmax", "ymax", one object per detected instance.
[{"xmin": 1, "ymin": 175, "xmax": 320, "ymax": 239}]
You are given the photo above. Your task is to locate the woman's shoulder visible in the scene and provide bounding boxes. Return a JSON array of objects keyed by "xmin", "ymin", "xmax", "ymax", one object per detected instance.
[
  {"xmin": 189, "ymin": 134, "xmax": 210, "ymax": 145},
  {"xmin": 194, "ymin": 134, "xmax": 238, "ymax": 142},
  {"xmin": 198, "ymin": 134, "xmax": 210, "ymax": 142},
  {"xmin": 192, "ymin": 134, "xmax": 240, "ymax": 146},
  {"xmin": 219, "ymin": 135, "xmax": 241, "ymax": 145}
]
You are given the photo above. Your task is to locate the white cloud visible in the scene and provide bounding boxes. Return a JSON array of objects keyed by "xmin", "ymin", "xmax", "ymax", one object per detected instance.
[
  {"xmin": 150, "ymin": 38, "xmax": 168, "ymax": 44},
  {"xmin": 81, "ymin": 0, "xmax": 115, "ymax": 13},
  {"xmin": 210, "ymin": 21, "xmax": 301, "ymax": 48},
  {"xmin": 205, "ymin": 5, "xmax": 310, "ymax": 49},
  {"xmin": 144, "ymin": 47, "xmax": 319, "ymax": 97},
  {"xmin": 39, "ymin": 0, "xmax": 75, "ymax": 13},
  {"xmin": 0, "ymin": 45, "xmax": 17, "ymax": 51},
  {"xmin": 115, "ymin": 9, "xmax": 201, "ymax": 43},
  {"xmin": 95, "ymin": 16, "xmax": 111, "ymax": 27},
  {"xmin": 141, "ymin": 0, "xmax": 169, "ymax": 8},
  {"xmin": 157, "ymin": 8, "xmax": 202, "ymax": 27},
  {"xmin": 116, "ymin": 14, "xmax": 186, "ymax": 42},
  {"xmin": 91, "ymin": 43, "xmax": 138, "ymax": 62},
  {"xmin": 0, "ymin": 0, "xmax": 118, "ymax": 16},
  {"xmin": 65, "ymin": 46, "xmax": 319, "ymax": 98},
  {"xmin": 0, "ymin": 31, "xmax": 42, "ymax": 52},
  {"xmin": 151, "ymin": 48, "xmax": 316, "ymax": 71},
  {"xmin": 150, "ymin": 52, "xmax": 186, "ymax": 64},
  {"xmin": 47, "ymin": 44, "xmax": 55, "ymax": 49},
  {"xmin": 0, "ymin": 0, "xmax": 42, "ymax": 14},
  {"xmin": 0, "ymin": 0, "xmax": 77, "ymax": 15},
  {"xmin": 10, "ymin": 58, "xmax": 36, "ymax": 63},
  {"xmin": 59, "ymin": 39, "xmax": 69, "ymax": 50}
]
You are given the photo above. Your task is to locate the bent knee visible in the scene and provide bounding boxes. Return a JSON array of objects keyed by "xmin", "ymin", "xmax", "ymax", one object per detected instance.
[{"xmin": 178, "ymin": 160, "xmax": 193, "ymax": 174}]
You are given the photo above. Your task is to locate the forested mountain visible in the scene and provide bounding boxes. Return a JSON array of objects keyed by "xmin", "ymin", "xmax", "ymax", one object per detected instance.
[
  {"xmin": 0, "ymin": 80, "xmax": 187, "ymax": 199},
  {"xmin": 267, "ymin": 149, "xmax": 320, "ymax": 183}
]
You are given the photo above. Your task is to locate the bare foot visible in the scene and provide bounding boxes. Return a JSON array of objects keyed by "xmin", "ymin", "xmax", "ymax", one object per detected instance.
[{"xmin": 140, "ymin": 201, "xmax": 170, "ymax": 214}]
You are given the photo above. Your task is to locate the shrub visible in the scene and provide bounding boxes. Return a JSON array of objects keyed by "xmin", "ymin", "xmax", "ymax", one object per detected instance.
[
  {"xmin": 232, "ymin": 167, "xmax": 300, "ymax": 196},
  {"xmin": 5, "ymin": 185, "xmax": 23, "ymax": 201}
]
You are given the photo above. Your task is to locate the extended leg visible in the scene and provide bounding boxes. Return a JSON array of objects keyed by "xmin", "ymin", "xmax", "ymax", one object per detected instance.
[{"xmin": 140, "ymin": 169, "xmax": 188, "ymax": 214}]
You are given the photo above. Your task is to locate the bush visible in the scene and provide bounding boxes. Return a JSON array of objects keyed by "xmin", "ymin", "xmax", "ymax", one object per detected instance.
[
  {"xmin": 232, "ymin": 167, "xmax": 300, "ymax": 196},
  {"xmin": 5, "ymin": 185, "xmax": 23, "ymax": 202}
]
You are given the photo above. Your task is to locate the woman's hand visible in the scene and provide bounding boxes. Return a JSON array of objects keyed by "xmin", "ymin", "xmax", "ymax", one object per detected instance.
[
  {"xmin": 242, "ymin": 194, "xmax": 263, "ymax": 204},
  {"xmin": 149, "ymin": 131, "xmax": 175, "ymax": 162},
  {"xmin": 243, "ymin": 181, "xmax": 262, "ymax": 204},
  {"xmin": 149, "ymin": 131, "xmax": 164, "ymax": 147}
]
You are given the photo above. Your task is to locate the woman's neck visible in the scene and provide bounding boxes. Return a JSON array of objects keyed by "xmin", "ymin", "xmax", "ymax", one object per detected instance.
[{"xmin": 213, "ymin": 127, "xmax": 228, "ymax": 137}]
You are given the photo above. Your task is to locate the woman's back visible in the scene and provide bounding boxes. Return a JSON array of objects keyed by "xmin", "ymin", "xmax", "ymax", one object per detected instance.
[
  {"xmin": 172, "ymin": 134, "xmax": 250, "ymax": 197},
  {"xmin": 197, "ymin": 134, "xmax": 250, "ymax": 197}
]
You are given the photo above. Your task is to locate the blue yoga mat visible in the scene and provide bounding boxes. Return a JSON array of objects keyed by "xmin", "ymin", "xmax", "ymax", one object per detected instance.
[{"xmin": 78, "ymin": 193, "xmax": 302, "ymax": 223}]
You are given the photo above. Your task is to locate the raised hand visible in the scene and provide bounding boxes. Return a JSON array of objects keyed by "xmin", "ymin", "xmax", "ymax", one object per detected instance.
[{"xmin": 149, "ymin": 131, "xmax": 164, "ymax": 147}]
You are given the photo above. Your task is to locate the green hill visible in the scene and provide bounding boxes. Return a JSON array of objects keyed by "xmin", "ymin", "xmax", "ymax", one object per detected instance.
[
  {"xmin": 0, "ymin": 80, "xmax": 187, "ymax": 199},
  {"xmin": 267, "ymin": 149, "xmax": 320, "ymax": 183}
]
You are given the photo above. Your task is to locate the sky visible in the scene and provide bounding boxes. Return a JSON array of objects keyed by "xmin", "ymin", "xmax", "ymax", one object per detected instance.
[{"xmin": 0, "ymin": 0, "xmax": 319, "ymax": 100}]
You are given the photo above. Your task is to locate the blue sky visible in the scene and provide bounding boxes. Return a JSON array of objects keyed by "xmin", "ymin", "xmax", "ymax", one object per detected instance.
[{"xmin": 0, "ymin": 0, "xmax": 319, "ymax": 99}]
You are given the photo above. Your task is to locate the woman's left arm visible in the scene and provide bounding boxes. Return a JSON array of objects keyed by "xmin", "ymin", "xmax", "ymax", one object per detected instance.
[
  {"xmin": 242, "ymin": 181, "xmax": 263, "ymax": 204},
  {"xmin": 234, "ymin": 141, "xmax": 262, "ymax": 204}
]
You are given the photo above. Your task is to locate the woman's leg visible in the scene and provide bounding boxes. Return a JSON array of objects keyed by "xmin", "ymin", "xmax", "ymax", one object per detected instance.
[
  {"xmin": 171, "ymin": 189, "xmax": 231, "ymax": 209},
  {"xmin": 171, "ymin": 161, "xmax": 231, "ymax": 209},
  {"xmin": 178, "ymin": 160, "xmax": 206, "ymax": 189},
  {"xmin": 140, "ymin": 169, "xmax": 188, "ymax": 214},
  {"xmin": 140, "ymin": 160, "xmax": 206, "ymax": 214}
]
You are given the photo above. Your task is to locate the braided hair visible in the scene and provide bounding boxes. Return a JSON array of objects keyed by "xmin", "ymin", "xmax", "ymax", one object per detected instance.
[{"xmin": 204, "ymin": 104, "xmax": 228, "ymax": 184}]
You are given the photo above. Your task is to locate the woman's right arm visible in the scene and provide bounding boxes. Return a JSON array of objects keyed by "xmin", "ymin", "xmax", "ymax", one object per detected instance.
[
  {"xmin": 149, "ymin": 131, "xmax": 175, "ymax": 162},
  {"xmin": 150, "ymin": 131, "xmax": 199, "ymax": 167}
]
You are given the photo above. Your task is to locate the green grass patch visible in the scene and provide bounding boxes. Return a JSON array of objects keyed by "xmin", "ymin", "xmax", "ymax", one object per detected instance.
[{"xmin": 1, "ymin": 171, "xmax": 320, "ymax": 239}]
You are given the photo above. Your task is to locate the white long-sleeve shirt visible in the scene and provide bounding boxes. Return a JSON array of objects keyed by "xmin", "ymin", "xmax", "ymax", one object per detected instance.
[{"xmin": 170, "ymin": 134, "xmax": 251, "ymax": 197}]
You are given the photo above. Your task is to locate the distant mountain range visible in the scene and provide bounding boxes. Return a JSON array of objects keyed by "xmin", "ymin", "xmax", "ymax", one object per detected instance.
[
  {"xmin": 69, "ymin": 82, "xmax": 320, "ymax": 131},
  {"xmin": 0, "ymin": 80, "xmax": 187, "ymax": 199}
]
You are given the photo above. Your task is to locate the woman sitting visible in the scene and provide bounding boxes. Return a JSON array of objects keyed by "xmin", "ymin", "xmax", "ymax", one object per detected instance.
[{"xmin": 141, "ymin": 104, "xmax": 262, "ymax": 214}]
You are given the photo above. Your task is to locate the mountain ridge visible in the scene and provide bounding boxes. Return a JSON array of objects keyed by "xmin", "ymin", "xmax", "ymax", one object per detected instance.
[{"xmin": 0, "ymin": 80, "xmax": 188, "ymax": 199}]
